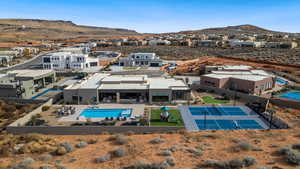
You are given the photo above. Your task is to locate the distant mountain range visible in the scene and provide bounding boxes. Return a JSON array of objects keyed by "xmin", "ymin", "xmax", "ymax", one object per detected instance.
[
  {"xmin": 0, "ymin": 19, "xmax": 138, "ymax": 41},
  {"xmin": 0, "ymin": 19, "xmax": 298, "ymax": 42},
  {"xmin": 178, "ymin": 24, "xmax": 298, "ymax": 35}
]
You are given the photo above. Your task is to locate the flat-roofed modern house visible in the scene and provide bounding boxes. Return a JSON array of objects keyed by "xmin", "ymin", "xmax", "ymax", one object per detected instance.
[
  {"xmin": 0, "ymin": 69, "xmax": 56, "ymax": 99},
  {"xmin": 200, "ymin": 70, "xmax": 275, "ymax": 95},
  {"xmin": 119, "ymin": 53, "xmax": 163, "ymax": 67},
  {"xmin": 43, "ymin": 52, "xmax": 98, "ymax": 70},
  {"xmin": 63, "ymin": 73, "xmax": 190, "ymax": 104}
]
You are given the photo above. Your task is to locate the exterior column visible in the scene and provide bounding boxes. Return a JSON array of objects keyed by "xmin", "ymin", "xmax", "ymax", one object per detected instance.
[{"xmin": 116, "ymin": 92, "xmax": 120, "ymax": 103}]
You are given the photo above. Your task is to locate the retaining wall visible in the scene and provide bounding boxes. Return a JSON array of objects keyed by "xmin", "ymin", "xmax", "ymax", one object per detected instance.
[
  {"xmin": 6, "ymin": 126, "xmax": 185, "ymax": 135},
  {"xmin": 9, "ymin": 99, "xmax": 53, "ymax": 127}
]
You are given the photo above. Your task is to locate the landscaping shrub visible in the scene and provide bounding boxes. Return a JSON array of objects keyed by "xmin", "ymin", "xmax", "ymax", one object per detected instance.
[
  {"xmin": 95, "ymin": 154, "xmax": 111, "ymax": 163},
  {"xmin": 42, "ymin": 106, "xmax": 50, "ymax": 112},
  {"xmin": 110, "ymin": 148, "xmax": 127, "ymax": 158},
  {"xmin": 149, "ymin": 136, "xmax": 165, "ymax": 144}
]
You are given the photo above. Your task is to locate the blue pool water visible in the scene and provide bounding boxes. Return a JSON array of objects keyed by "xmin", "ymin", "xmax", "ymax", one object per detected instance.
[
  {"xmin": 189, "ymin": 106, "xmax": 247, "ymax": 116},
  {"xmin": 276, "ymin": 78, "xmax": 288, "ymax": 85},
  {"xmin": 279, "ymin": 91, "xmax": 300, "ymax": 101},
  {"xmin": 79, "ymin": 109, "xmax": 132, "ymax": 118},
  {"xmin": 31, "ymin": 88, "xmax": 63, "ymax": 99},
  {"xmin": 195, "ymin": 119, "xmax": 264, "ymax": 130}
]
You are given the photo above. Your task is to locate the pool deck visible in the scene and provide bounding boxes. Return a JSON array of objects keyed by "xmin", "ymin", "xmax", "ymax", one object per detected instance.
[
  {"xmin": 179, "ymin": 105, "xmax": 269, "ymax": 131},
  {"xmin": 58, "ymin": 104, "xmax": 145, "ymax": 122}
]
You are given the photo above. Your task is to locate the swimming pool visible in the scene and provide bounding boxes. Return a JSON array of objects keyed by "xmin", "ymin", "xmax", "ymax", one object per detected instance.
[
  {"xmin": 189, "ymin": 106, "xmax": 247, "ymax": 116},
  {"xmin": 279, "ymin": 91, "xmax": 300, "ymax": 101},
  {"xmin": 31, "ymin": 88, "xmax": 63, "ymax": 99},
  {"xmin": 79, "ymin": 108, "xmax": 132, "ymax": 118},
  {"xmin": 195, "ymin": 119, "xmax": 264, "ymax": 130},
  {"xmin": 276, "ymin": 77, "xmax": 288, "ymax": 85}
]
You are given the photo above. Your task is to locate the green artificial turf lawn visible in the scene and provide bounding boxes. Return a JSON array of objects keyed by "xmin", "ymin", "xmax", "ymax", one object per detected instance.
[{"xmin": 150, "ymin": 109, "xmax": 184, "ymax": 126}]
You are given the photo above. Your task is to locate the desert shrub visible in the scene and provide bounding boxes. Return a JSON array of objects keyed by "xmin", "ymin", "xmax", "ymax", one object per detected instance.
[
  {"xmin": 87, "ymin": 139, "xmax": 97, "ymax": 144},
  {"xmin": 199, "ymin": 156, "xmax": 256, "ymax": 169},
  {"xmin": 125, "ymin": 131, "xmax": 135, "ymax": 136},
  {"xmin": 292, "ymin": 143, "xmax": 300, "ymax": 150},
  {"xmin": 39, "ymin": 164, "xmax": 52, "ymax": 169},
  {"xmin": 201, "ymin": 133, "xmax": 220, "ymax": 139},
  {"xmin": 165, "ymin": 157, "xmax": 176, "ymax": 166},
  {"xmin": 110, "ymin": 135, "xmax": 129, "ymax": 145},
  {"xmin": 131, "ymin": 160, "xmax": 169, "ymax": 169},
  {"xmin": 242, "ymin": 156, "xmax": 256, "ymax": 167},
  {"xmin": 2, "ymin": 104, "xmax": 17, "ymax": 113},
  {"xmin": 76, "ymin": 141, "xmax": 88, "ymax": 148},
  {"xmin": 42, "ymin": 106, "xmax": 50, "ymax": 112},
  {"xmin": 276, "ymin": 146, "xmax": 293, "ymax": 155},
  {"xmin": 186, "ymin": 148, "xmax": 203, "ymax": 157},
  {"xmin": 18, "ymin": 157, "xmax": 35, "ymax": 168},
  {"xmin": 157, "ymin": 150, "xmax": 172, "ymax": 156},
  {"xmin": 60, "ymin": 142, "xmax": 73, "ymax": 152},
  {"xmin": 228, "ymin": 158, "xmax": 244, "ymax": 169},
  {"xmin": 54, "ymin": 146, "xmax": 67, "ymax": 155},
  {"xmin": 110, "ymin": 148, "xmax": 127, "ymax": 158},
  {"xmin": 285, "ymin": 150, "xmax": 300, "ymax": 165},
  {"xmin": 231, "ymin": 141, "xmax": 252, "ymax": 152},
  {"xmin": 95, "ymin": 154, "xmax": 111, "ymax": 163},
  {"xmin": 55, "ymin": 162, "xmax": 66, "ymax": 169},
  {"xmin": 168, "ymin": 145, "xmax": 180, "ymax": 152},
  {"xmin": 38, "ymin": 154, "xmax": 53, "ymax": 161},
  {"xmin": 252, "ymin": 146, "xmax": 263, "ymax": 151},
  {"xmin": 149, "ymin": 136, "xmax": 165, "ymax": 144}
]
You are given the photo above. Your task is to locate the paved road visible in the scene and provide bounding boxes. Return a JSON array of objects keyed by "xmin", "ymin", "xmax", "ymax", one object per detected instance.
[{"xmin": 0, "ymin": 51, "xmax": 53, "ymax": 73}]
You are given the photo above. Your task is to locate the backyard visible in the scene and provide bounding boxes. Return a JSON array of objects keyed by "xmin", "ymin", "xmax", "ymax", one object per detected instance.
[
  {"xmin": 202, "ymin": 96, "xmax": 230, "ymax": 104},
  {"xmin": 150, "ymin": 108, "xmax": 184, "ymax": 126}
]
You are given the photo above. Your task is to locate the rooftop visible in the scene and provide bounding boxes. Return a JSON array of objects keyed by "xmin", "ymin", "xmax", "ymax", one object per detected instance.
[
  {"xmin": 65, "ymin": 73, "xmax": 188, "ymax": 90},
  {"xmin": 203, "ymin": 70, "xmax": 273, "ymax": 82},
  {"xmin": 7, "ymin": 69, "xmax": 55, "ymax": 78}
]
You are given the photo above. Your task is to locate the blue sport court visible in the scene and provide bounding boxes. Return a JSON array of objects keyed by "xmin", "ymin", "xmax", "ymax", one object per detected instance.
[
  {"xmin": 79, "ymin": 108, "xmax": 132, "ymax": 118},
  {"xmin": 195, "ymin": 119, "xmax": 264, "ymax": 130},
  {"xmin": 279, "ymin": 91, "xmax": 300, "ymax": 101},
  {"xmin": 179, "ymin": 106, "xmax": 268, "ymax": 131},
  {"xmin": 189, "ymin": 106, "xmax": 247, "ymax": 116}
]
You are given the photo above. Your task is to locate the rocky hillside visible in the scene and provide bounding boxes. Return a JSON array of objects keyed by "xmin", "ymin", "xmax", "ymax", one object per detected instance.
[
  {"xmin": 179, "ymin": 24, "xmax": 294, "ymax": 35},
  {"xmin": 0, "ymin": 19, "xmax": 138, "ymax": 41}
]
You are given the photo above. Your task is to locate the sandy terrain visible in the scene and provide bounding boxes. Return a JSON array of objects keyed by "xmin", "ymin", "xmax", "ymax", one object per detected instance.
[{"xmin": 0, "ymin": 105, "xmax": 299, "ymax": 169}]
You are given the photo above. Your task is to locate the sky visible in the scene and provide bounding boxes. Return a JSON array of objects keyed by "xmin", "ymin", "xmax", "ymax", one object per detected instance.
[{"xmin": 0, "ymin": 0, "xmax": 299, "ymax": 33}]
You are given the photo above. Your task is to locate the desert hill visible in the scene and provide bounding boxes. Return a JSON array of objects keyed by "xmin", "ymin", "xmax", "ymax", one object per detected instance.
[{"xmin": 0, "ymin": 19, "xmax": 139, "ymax": 41}]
